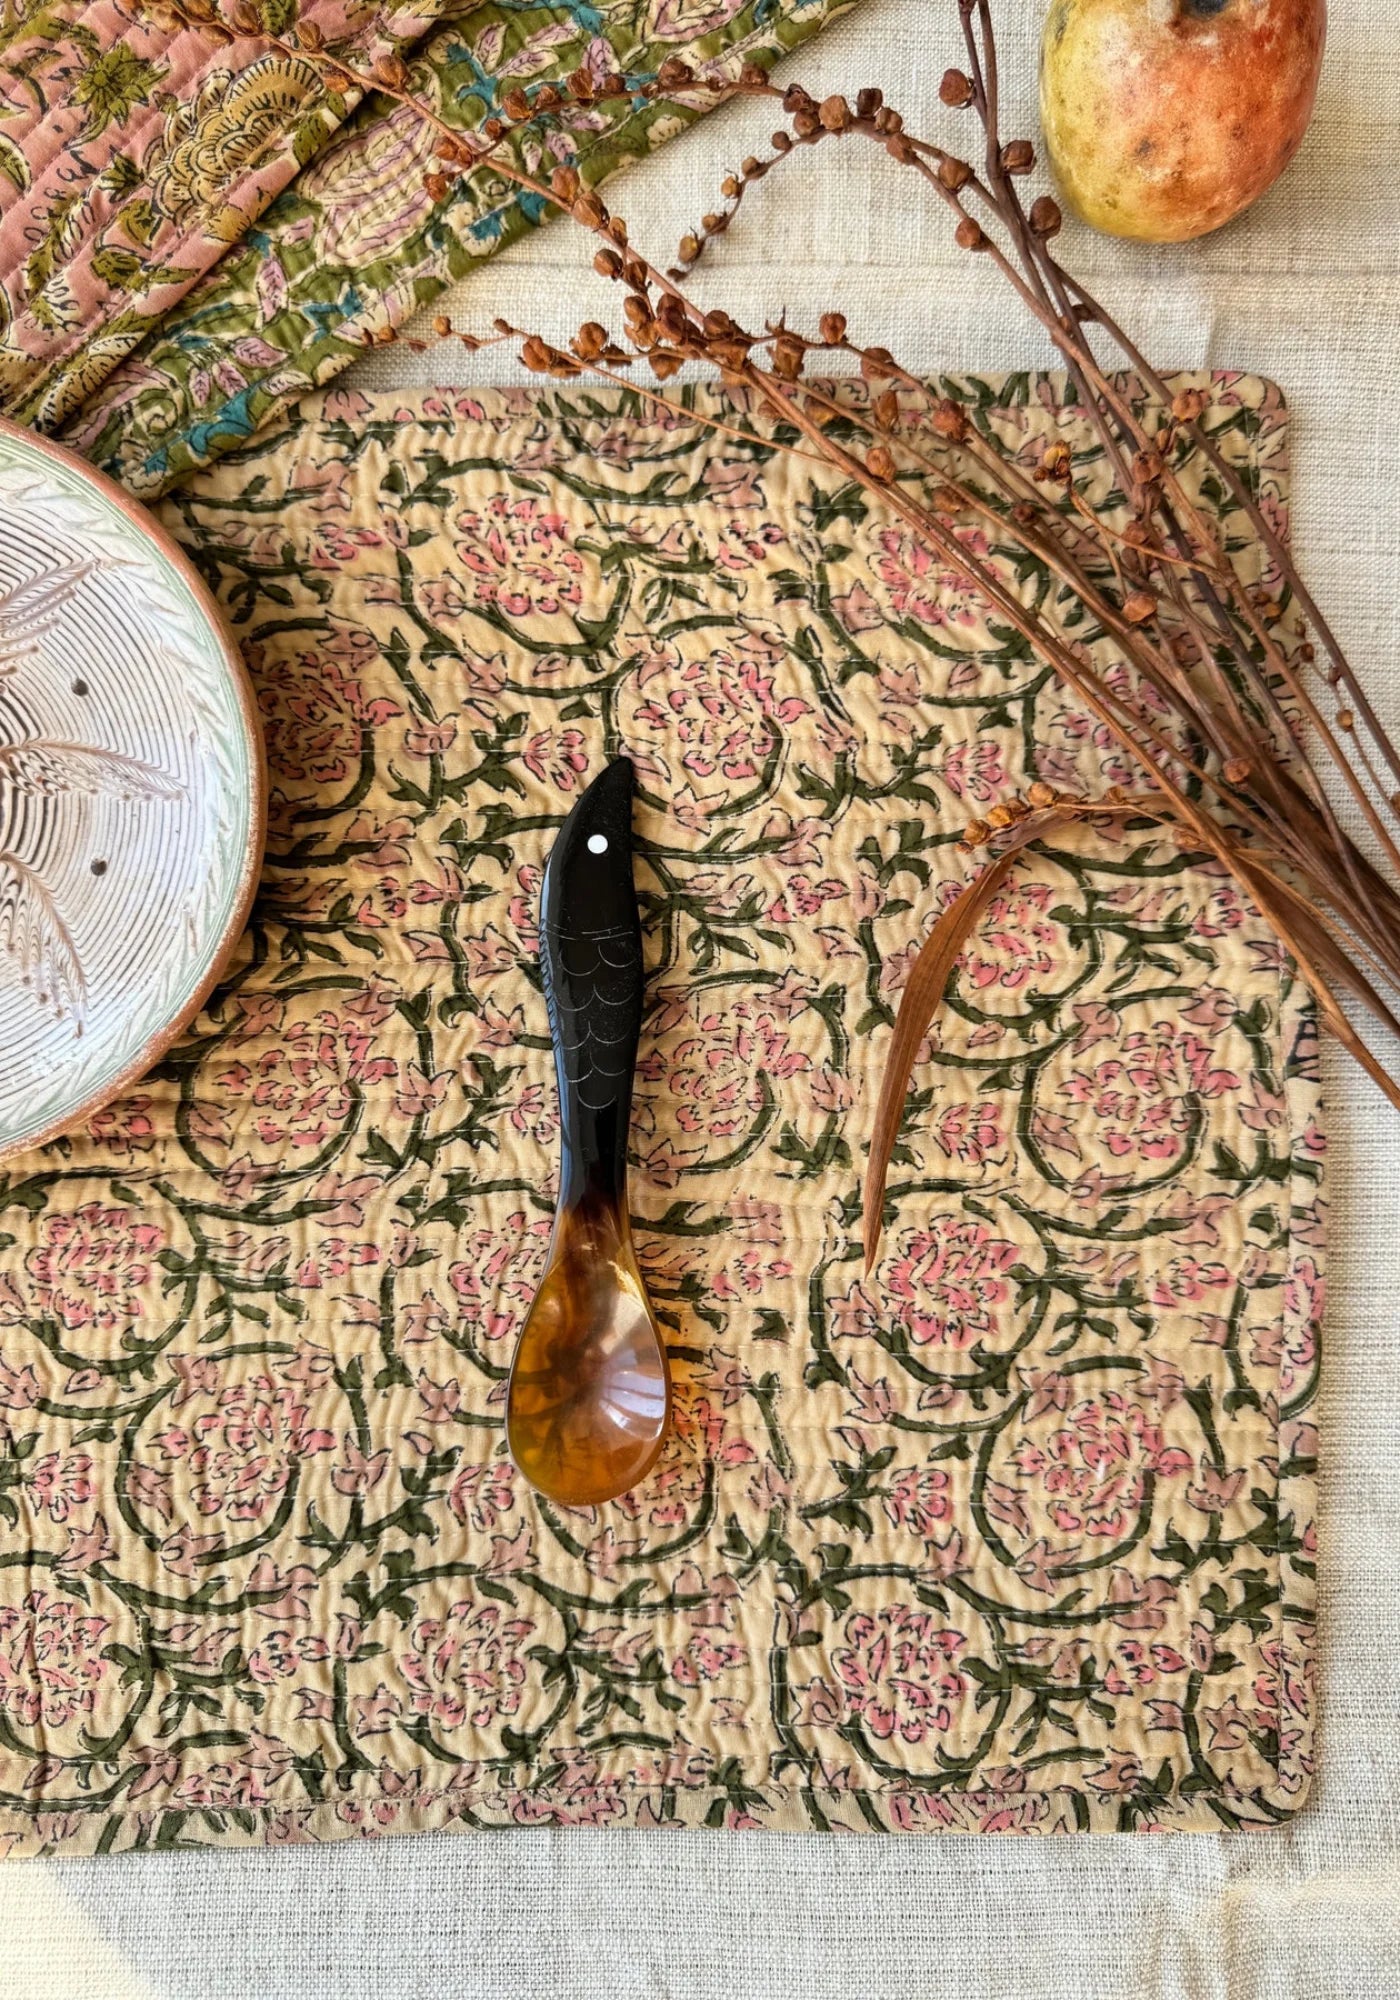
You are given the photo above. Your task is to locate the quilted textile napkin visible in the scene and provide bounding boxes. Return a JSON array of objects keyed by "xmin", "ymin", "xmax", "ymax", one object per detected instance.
[
  {"xmin": 52, "ymin": 0, "xmax": 862, "ymax": 496},
  {"xmin": 0, "ymin": 374, "xmax": 1321, "ymax": 1854},
  {"xmin": 0, "ymin": 0, "xmax": 450, "ymax": 430}
]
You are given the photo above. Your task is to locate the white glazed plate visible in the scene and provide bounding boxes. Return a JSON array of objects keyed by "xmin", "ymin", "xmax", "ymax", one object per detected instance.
[{"xmin": 0, "ymin": 418, "xmax": 265, "ymax": 1161}]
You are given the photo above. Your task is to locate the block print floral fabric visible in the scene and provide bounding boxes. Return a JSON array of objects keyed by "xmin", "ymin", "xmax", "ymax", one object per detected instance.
[
  {"xmin": 0, "ymin": 373, "xmax": 1321, "ymax": 1855},
  {"xmin": 56, "ymin": 0, "xmax": 860, "ymax": 496},
  {"xmin": 0, "ymin": 0, "xmax": 451, "ymax": 431}
]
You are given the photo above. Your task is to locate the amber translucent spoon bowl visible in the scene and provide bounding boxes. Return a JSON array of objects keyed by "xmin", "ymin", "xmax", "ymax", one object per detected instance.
[
  {"xmin": 505, "ymin": 755, "xmax": 671, "ymax": 1507},
  {"xmin": 507, "ymin": 1188, "xmax": 670, "ymax": 1507}
]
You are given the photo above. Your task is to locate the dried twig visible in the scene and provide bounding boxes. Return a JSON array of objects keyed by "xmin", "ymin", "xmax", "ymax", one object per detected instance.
[{"xmin": 144, "ymin": 0, "xmax": 1400, "ymax": 1240}]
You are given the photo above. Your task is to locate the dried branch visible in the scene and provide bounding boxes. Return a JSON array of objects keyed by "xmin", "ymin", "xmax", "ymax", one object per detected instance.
[{"xmin": 143, "ymin": 0, "xmax": 1400, "ymax": 1151}]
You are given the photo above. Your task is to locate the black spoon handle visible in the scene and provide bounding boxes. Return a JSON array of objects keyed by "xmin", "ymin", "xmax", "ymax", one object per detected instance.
[{"xmin": 538, "ymin": 755, "xmax": 643, "ymax": 1212}]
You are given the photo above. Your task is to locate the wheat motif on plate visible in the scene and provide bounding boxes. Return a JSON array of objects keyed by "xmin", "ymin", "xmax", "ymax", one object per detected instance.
[{"xmin": 0, "ymin": 559, "xmax": 185, "ymax": 1027}]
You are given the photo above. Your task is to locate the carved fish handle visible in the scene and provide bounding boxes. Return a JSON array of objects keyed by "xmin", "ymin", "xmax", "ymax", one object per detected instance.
[{"xmin": 537, "ymin": 754, "xmax": 644, "ymax": 1212}]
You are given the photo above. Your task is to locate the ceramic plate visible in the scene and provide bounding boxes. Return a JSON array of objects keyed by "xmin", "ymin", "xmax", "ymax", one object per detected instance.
[{"xmin": 0, "ymin": 418, "xmax": 264, "ymax": 1161}]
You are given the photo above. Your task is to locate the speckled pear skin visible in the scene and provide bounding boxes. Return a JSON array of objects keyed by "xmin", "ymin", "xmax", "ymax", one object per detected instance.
[{"xmin": 506, "ymin": 757, "xmax": 671, "ymax": 1506}]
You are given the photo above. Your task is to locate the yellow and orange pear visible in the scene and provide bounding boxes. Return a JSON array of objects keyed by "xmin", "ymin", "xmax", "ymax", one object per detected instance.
[{"xmin": 1040, "ymin": 0, "xmax": 1326, "ymax": 242}]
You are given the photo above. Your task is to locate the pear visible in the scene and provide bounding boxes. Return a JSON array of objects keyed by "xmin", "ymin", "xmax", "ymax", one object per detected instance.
[{"xmin": 1040, "ymin": 0, "xmax": 1326, "ymax": 242}]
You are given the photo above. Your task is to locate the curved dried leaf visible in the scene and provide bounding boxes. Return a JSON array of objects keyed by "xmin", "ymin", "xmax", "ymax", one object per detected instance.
[{"xmin": 862, "ymin": 810, "xmax": 1069, "ymax": 1269}]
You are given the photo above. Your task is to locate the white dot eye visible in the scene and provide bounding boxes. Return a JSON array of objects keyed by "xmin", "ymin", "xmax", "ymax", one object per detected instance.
[{"xmin": 587, "ymin": 833, "xmax": 609, "ymax": 855}]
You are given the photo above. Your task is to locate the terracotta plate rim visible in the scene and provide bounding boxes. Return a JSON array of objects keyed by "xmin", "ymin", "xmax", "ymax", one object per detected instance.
[{"xmin": 0, "ymin": 415, "xmax": 267, "ymax": 1165}]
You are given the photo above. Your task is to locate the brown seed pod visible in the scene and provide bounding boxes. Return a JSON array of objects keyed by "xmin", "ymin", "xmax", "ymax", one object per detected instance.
[{"xmin": 931, "ymin": 398, "xmax": 969, "ymax": 443}]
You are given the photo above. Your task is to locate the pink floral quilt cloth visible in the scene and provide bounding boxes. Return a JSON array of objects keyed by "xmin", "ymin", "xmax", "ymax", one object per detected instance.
[
  {"xmin": 0, "ymin": 0, "xmax": 449, "ymax": 431},
  {"xmin": 0, "ymin": 372, "xmax": 1323, "ymax": 1853}
]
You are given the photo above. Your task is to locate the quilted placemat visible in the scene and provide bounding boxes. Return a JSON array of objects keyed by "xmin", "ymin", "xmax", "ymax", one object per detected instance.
[{"xmin": 0, "ymin": 373, "xmax": 1321, "ymax": 1854}]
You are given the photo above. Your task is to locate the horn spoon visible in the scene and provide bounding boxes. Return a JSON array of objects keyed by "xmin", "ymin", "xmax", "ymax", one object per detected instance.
[{"xmin": 505, "ymin": 755, "xmax": 671, "ymax": 1506}]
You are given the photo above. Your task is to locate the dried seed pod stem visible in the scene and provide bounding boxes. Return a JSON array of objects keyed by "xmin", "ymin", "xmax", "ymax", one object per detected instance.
[{"xmin": 145, "ymin": 0, "xmax": 1400, "ymax": 1126}]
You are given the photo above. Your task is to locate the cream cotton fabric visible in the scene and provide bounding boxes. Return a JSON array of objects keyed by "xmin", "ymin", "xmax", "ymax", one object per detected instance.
[{"xmin": 4, "ymin": 0, "xmax": 1400, "ymax": 1991}]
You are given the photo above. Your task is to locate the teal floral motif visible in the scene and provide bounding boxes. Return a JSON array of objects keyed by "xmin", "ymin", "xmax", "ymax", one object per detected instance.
[
  {"xmin": 0, "ymin": 372, "xmax": 1321, "ymax": 1855},
  {"xmin": 58, "ymin": 0, "xmax": 861, "ymax": 495}
]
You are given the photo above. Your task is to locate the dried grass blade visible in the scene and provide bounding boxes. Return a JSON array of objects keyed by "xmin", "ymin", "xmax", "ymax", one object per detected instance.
[{"xmin": 863, "ymin": 814, "xmax": 1063, "ymax": 1269}]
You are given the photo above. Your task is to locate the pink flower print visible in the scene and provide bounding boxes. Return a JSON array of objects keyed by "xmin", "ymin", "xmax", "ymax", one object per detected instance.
[
  {"xmin": 1085, "ymin": 1750, "xmax": 1144, "ymax": 1800},
  {"xmin": 331, "ymin": 1437, "xmax": 390, "ymax": 1497},
  {"xmin": 833, "ymin": 1606, "xmax": 969, "ymax": 1744},
  {"xmin": 449, "ymin": 1214, "xmax": 552, "ymax": 1345},
  {"xmin": 84, "ymin": 1095, "xmax": 158, "ymax": 1159},
  {"xmin": 713, "ymin": 517, "xmax": 786, "ymax": 573},
  {"xmin": 1007, "ymin": 1391, "xmax": 1191, "ymax": 1543},
  {"xmin": 400, "ymin": 1595, "xmax": 533, "ymax": 1730},
  {"xmin": 940, "ymin": 739, "xmax": 1008, "ymax": 803},
  {"xmin": 671, "ymin": 1635, "xmax": 747, "ymax": 1686},
  {"xmin": 253, "ymin": 641, "xmax": 403, "ymax": 798},
  {"xmin": 522, "ymin": 728, "xmax": 588, "ymax": 793},
  {"xmin": 932, "ymin": 1098, "xmax": 1007, "ymax": 1166},
  {"xmin": 960, "ymin": 880, "xmax": 1058, "ymax": 992},
  {"xmin": 832, "ymin": 580, "xmax": 882, "ymax": 632},
  {"xmin": 402, "ymin": 716, "xmax": 458, "ymax": 759},
  {"xmin": 452, "ymin": 494, "xmax": 585, "ymax": 619},
  {"xmin": 626, "ymin": 642, "xmax": 811, "ymax": 798},
  {"xmin": 764, "ymin": 874, "xmax": 846, "ymax": 922},
  {"xmin": 872, "ymin": 529, "xmax": 986, "ymax": 633},
  {"xmin": 25, "ymin": 1203, "xmax": 165, "ymax": 1333},
  {"xmin": 448, "ymin": 1458, "xmax": 517, "ymax": 1533},
  {"xmin": 214, "ymin": 1009, "xmax": 398, "ymax": 1157},
  {"xmin": 638, "ymin": 996, "xmax": 810, "ymax": 1148},
  {"xmin": 1192, "ymin": 878, "xmax": 1251, "ymax": 938},
  {"xmin": 1060, "ymin": 1022, "xmax": 1240, "ymax": 1167},
  {"xmin": 149, "ymin": 1373, "xmax": 335, "ymax": 1522},
  {"xmin": 880, "ymin": 1217, "xmax": 1020, "ymax": 1349},
  {"xmin": 884, "ymin": 1466, "xmax": 953, "ymax": 1538},
  {"xmin": 1149, "ymin": 1257, "xmax": 1232, "ymax": 1308},
  {"xmin": 248, "ymin": 1632, "xmax": 304, "ymax": 1686},
  {"xmin": 0, "ymin": 1592, "xmax": 109, "ymax": 1732},
  {"xmin": 24, "ymin": 1451, "xmax": 94, "ymax": 1523},
  {"xmin": 700, "ymin": 456, "xmax": 765, "ymax": 508}
]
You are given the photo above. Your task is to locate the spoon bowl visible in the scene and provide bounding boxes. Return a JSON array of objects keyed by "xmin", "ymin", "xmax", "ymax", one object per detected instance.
[{"xmin": 506, "ymin": 1189, "xmax": 670, "ymax": 1507}]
